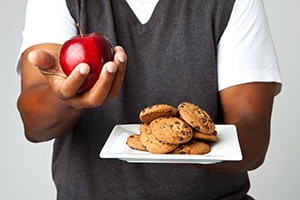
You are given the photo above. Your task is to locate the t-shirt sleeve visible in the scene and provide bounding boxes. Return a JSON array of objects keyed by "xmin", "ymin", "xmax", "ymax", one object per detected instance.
[
  {"xmin": 217, "ymin": 0, "xmax": 282, "ymax": 95},
  {"xmin": 17, "ymin": 0, "xmax": 77, "ymax": 72}
]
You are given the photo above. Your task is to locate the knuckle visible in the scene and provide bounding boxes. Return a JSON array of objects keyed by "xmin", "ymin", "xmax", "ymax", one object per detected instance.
[
  {"xmin": 57, "ymin": 86, "xmax": 74, "ymax": 99},
  {"xmin": 84, "ymin": 96, "xmax": 103, "ymax": 108}
]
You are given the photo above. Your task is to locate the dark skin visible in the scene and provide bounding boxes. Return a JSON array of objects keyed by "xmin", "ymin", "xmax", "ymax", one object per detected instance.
[
  {"xmin": 17, "ymin": 43, "xmax": 276, "ymax": 174},
  {"xmin": 18, "ymin": 43, "xmax": 127, "ymax": 140}
]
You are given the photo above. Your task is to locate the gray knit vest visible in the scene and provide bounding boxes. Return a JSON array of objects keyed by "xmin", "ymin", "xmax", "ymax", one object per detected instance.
[{"xmin": 52, "ymin": 0, "xmax": 251, "ymax": 199}]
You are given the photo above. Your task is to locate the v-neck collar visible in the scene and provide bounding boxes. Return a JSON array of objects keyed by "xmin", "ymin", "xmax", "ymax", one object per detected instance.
[
  {"xmin": 119, "ymin": 0, "xmax": 164, "ymax": 35},
  {"xmin": 125, "ymin": 0, "xmax": 159, "ymax": 24}
]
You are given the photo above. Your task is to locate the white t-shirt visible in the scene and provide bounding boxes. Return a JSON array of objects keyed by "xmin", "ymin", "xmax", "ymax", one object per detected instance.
[{"xmin": 18, "ymin": 0, "xmax": 282, "ymax": 94}]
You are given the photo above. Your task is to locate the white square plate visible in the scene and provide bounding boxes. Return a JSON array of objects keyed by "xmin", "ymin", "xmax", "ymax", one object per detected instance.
[{"xmin": 100, "ymin": 124, "xmax": 242, "ymax": 164}]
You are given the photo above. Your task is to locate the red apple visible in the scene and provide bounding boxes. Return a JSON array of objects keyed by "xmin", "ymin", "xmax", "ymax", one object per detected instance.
[{"xmin": 59, "ymin": 23, "xmax": 113, "ymax": 94}]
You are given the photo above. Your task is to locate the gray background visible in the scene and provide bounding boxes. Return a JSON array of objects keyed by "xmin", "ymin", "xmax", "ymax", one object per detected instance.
[{"xmin": 1, "ymin": 0, "xmax": 299, "ymax": 199}]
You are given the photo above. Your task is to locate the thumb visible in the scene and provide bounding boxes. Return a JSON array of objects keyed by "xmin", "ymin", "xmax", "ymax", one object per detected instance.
[{"xmin": 28, "ymin": 49, "xmax": 57, "ymax": 70}]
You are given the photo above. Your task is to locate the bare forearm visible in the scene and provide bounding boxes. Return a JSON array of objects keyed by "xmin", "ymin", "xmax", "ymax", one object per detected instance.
[
  {"xmin": 196, "ymin": 83, "xmax": 275, "ymax": 173},
  {"xmin": 197, "ymin": 116, "xmax": 270, "ymax": 173},
  {"xmin": 17, "ymin": 44, "xmax": 126, "ymax": 142},
  {"xmin": 17, "ymin": 84, "xmax": 85, "ymax": 142}
]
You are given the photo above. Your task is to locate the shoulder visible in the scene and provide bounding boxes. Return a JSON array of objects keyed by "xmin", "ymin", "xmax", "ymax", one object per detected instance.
[
  {"xmin": 218, "ymin": 0, "xmax": 282, "ymax": 94},
  {"xmin": 231, "ymin": 0, "xmax": 267, "ymax": 21},
  {"xmin": 20, "ymin": 0, "xmax": 77, "ymax": 51},
  {"xmin": 17, "ymin": 0, "xmax": 77, "ymax": 72}
]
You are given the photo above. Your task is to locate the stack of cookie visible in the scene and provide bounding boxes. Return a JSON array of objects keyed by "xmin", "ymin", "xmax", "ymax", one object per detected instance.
[{"xmin": 126, "ymin": 102, "xmax": 218, "ymax": 154}]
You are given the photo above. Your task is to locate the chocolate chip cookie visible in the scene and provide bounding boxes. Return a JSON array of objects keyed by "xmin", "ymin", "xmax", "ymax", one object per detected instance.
[
  {"xmin": 150, "ymin": 117, "xmax": 193, "ymax": 144},
  {"xmin": 140, "ymin": 124, "xmax": 179, "ymax": 154},
  {"xmin": 126, "ymin": 134, "xmax": 147, "ymax": 151},
  {"xmin": 172, "ymin": 140, "xmax": 211, "ymax": 155},
  {"xmin": 193, "ymin": 130, "xmax": 218, "ymax": 142},
  {"xmin": 139, "ymin": 104, "xmax": 178, "ymax": 124},
  {"xmin": 178, "ymin": 102, "xmax": 215, "ymax": 134}
]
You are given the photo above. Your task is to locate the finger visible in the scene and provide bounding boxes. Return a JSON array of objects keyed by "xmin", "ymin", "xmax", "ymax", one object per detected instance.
[
  {"xmin": 28, "ymin": 49, "xmax": 57, "ymax": 70},
  {"xmin": 65, "ymin": 46, "xmax": 127, "ymax": 108},
  {"xmin": 113, "ymin": 46, "xmax": 126, "ymax": 63},
  {"xmin": 105, "ymin": 48, "xmax": 127, "ymax": 100},
  {"xmin": 59, "ymin": 63, "xmax": 90, "ymax": 98},
  {"xmin": 79, "ymin": 62, "xmax": 117, "ymax": 107},
  {"xmin": 79, "ymin": 47, "xmax": 127, "ymax": 106}
]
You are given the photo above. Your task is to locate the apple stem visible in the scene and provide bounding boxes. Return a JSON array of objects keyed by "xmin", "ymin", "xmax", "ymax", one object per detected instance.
[{"xmin": 77, "ymin": 23, "xmax": 84, "ymax": 37}]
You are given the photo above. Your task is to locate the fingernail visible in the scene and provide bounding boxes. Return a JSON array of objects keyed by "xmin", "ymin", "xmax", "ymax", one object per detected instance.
[
  {"xmin": 117, "ymin": 53, "xmax": 125, "ymax": 63},
  {"xmin": 79, "ymin": 64, "xmax": 90, "ymax": 74},
  {"xmin": 106, "ymin": 64, "xmax": 117, "ymax": 73}
]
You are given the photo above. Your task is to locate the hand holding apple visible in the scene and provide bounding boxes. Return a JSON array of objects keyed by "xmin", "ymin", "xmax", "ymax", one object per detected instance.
[{"xmin": 59, "ymin": 24, "xmax": 113, "ymax": 94}]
